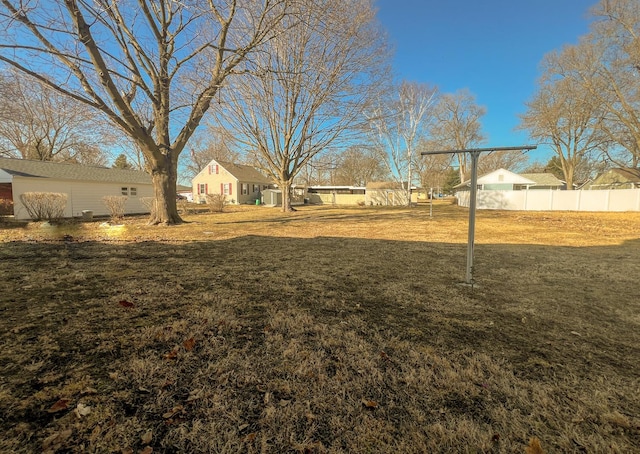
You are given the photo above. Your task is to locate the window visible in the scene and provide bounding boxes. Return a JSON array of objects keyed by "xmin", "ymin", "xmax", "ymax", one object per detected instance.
[
  {"xmin": 130, "ymin": 187, "xmax": 137, "ymax": 196},
  {"xmin": 208, "ymin": 164, "xmax": 219, "ymax": 175},
  {"xmin": 498, "ymin": 174, "xmax": 504, "ymax": 182},
  {"xmin": 198, "ymin": 183, "xmax": 207, "ymax": 194},
  {"xmin": 242, "ymin": 183, "xmax": 248, "ymax": 195},
  {"xmin": 223, "ymin": 183, "xmax": 230, "ymax": 195},
  {"xmin": 121, "ymin": 187, "xmax": 128, "ymax": 195}
]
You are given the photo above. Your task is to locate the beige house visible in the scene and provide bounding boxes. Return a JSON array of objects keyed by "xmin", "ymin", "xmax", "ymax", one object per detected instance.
[
  {"xmin": 0, "ymin": 157, "xmax": 153, "ymax": 220},
  {"xmin": 192, "ymin": 160, "xmax": 273, "ymax": 204},
  {"xmin": 586, "ymin": 168, "xmax": 640, "ymax": 190}
]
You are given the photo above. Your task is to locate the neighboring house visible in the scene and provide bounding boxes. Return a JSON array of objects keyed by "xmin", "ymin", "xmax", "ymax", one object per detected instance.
[
  {"xmin": 455, "ymin": 168, "xmax": 565, "ymax": 191},
  {"xmin": 0, "ymin": 157, "xmax": 152, "ymax": 220},
  {"xmin": 517, "ymin": 173, "xmax": 565, "ymax": 190},
  {"xmin": 176, "ymin": 184, "xmax": 193, "ymax": 202},
  {"xmin": 586, "ymin": 168, "xmax": 640, "ymax": 190},
  {"xmin": 365, "ymin": 181, "xmax": 418, "ymax": 206},
  {"xmin": 192, "ymin": 160, "xmax": 272, "ymax": 204},
  {"xmin": 307, "ymin": 186, "xmax": 366, "ymax": 205}
]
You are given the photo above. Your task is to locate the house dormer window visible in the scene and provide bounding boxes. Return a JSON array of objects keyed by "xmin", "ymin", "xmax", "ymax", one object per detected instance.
[{"xmin": 208, "ymin": 164, "xmax": 219, "ymax": 175}]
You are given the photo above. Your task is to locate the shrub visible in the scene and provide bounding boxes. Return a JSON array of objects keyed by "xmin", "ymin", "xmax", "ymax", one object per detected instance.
[
  {"xmin": 20, "ymin": 192, "xmax": 67, "ymax": 221},
  {"xmin": 139, "ymin": 197, "xmax": 156, "ymax": 217},
  {"xmin": 205, "ymin": 193, "xmax": 226, "ymax": 212},
  {"xmin": 177, "ymin": 199, "xmax": 191, "ymax": 215},
  {"xmin": 103, "ymin": 195, "xmax": 128, "ymax": 223},
  {"xmin": 0, "ymin": 198, "xmax": 13, "ymax": 216}
]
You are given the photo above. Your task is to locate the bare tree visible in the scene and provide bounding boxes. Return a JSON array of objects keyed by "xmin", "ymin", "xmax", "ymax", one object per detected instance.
[
  {"xmin": 549, "ymin": 0, "xmax": 640, "ymax": 168},
  {"xmin": 429, "ymin": 89, "xmax": 486, "ymax": 183},
  {"xmin": 333, "ymin": 146, "xmax": 388, "ymax": 186},
  {"xmin": 183, "ymin": 126, "xmax": 241, "ymax": 180},
  {"xmin": 415, "ymin": 139, "xmax": 453, "ymax": 195},
  {"xmin": 519, "ymin": 50, "xmax": 607, "ymax": 190},
  {"xmin": 298, "ymin": 152, "xmax": 339, "ymax": 186},
  {"xmin": 589, "ymin": 0, "xmax": 640, "ymax": 167},
  {"xmin": 219, "ymin": 0, "xmax": 388, "ymax": 211},
  {"xmin": 0, "ymin": 71, "xmax": 111, "ymax": 165},
  {"xmin": 477, "ymin": 150, "xmax": 529, "ymax": 175},
  {"xmin": 0, "ymin": 0, "xmax": 289, "ymax": 224},
  {"xmin": 368, "ymin": 81, "xmax": 438, "ymax": 205}
]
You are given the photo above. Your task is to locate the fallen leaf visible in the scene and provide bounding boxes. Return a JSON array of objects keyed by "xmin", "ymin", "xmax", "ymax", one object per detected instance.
[
  {"xmin": 164, "ymin": 349, "xmax": 178, "ymax": 360},
  {"xmin": 140, "ymin": 445, "xmax": 153, "ymax": 454},
  {"xmin": 81, "ymin": 387, "xmax": 98, "ymax": 395},
  {"xmin": 89, "ymin": 425, "xmax": 102, "ymax": 445},
  {"xmin": 141, "ymin": 430, "xmax": 153, "ymax": 444},
  {"xmin": 118, "ymin": 300, "xmax": 135, "ymax": 308},
  {"xmin": 525, "ymin": 437, "xmax": 545, "ymax": 454},
  {"xmin": 238, "ymin": 423, "xmax": 249, "ymax": 432},
  {"xmin": 243, "ymin": 432, "xmax": 257, "ymax": 443},
  {"xmin": 48, "ymin": 398, "xmax": 71, "ymax": 413},
  {"xmin": 279, "ymin": 399, "xmax": 291, "ymax": 407},
  {"xmin": 183, "ymin": 337, "xmax": 196, "ymax": 351},
  {"xmin": 186, "ymin": 389, "xmax": 203, "ymax": 403},
  {"xmin": 162, "ymin": 405, "xmax": 184, "ymax": 419},
  {"xmin": 42, "ymin": 429, "xmax": 72, "ymax": 451},
  {"xmin": 73, "ymin": 402, "xmax": 91, "ymax": 419},
  {"xmin": 361, "ymin": 399, "xmax": 378, "ymax": 409},
  {"xmin": 121, "ymin": 448, "xmax": 134, "ymax": 454}
]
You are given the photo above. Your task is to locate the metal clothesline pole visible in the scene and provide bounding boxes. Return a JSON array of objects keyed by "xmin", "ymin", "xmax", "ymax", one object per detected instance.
[{"xmin": 421, "ymin": 145, "xmax": 537, "ymax": 285}]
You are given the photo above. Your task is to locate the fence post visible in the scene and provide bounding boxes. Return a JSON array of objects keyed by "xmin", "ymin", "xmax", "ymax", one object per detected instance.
[{"xmin": 576, "ymin": 190, "xmax": 581, "ymax": 211}]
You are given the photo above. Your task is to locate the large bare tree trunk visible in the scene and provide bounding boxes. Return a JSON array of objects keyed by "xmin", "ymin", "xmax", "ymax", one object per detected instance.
[
  {"xmin": 149, "ymin": 153, "xmax": 181, "ymax": 224},
  {"xmin": 280, "ymin": 180, "xmax": 295, "ymax": 212}
]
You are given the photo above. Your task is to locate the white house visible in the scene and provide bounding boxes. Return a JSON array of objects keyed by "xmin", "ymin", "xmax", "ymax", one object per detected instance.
[
  {"xmin": 454, "ymin": 168, "xmax": 565, "ymax": 191},
  {"xmin": 0, "ymin": 157, "xmax": 153, "ymax": 220}
]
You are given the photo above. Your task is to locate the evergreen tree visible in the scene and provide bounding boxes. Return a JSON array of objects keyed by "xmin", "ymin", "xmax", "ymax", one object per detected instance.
[{"xmin": 113, "ymin": 154, "xmax": 133, "ymax": 170}]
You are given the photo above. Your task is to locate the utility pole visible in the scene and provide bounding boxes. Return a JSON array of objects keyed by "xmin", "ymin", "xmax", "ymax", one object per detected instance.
[{"xmin": 421, "ymin": 145, "xmax": 536, "ymax": 285}]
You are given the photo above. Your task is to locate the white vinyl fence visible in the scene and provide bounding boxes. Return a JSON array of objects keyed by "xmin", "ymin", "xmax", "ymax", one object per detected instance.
[{"xmin": 456, "ymin": 189, "xmax": 640, "ymax": 212}]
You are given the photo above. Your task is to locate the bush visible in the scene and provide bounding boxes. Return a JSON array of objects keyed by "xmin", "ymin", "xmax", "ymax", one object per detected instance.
[
  {"xmin": 20, "ymin": 192, "xmax": 67, "ymax": 221},
  {"xmin": 0, "ymin": 198, "xmax": 13, "ymax": 216},
  {"xmin": 205, "ymin": 194, "xmax": 226, "ymax": 212},
  {"xmin": 103, "ymin": 195, "xmax": 128, "ymax": 223},
  {"xmin": 177, "ymin": 199, "xmax": 191, "ymax": 215},
  {"xmin": 139, "ymin": 197, "xmax": 156, "ymax": 217}
]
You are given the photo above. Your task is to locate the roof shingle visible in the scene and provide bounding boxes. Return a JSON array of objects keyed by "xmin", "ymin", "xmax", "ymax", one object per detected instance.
[{"xmin": 0, "ymin": 157, "xmax": 151, "ymax": 184}]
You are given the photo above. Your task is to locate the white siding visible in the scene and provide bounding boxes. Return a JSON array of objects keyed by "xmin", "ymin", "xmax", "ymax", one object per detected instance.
[
  {"xmin": 12, "ymin": 177, "xmax": 153, "ymax": 220},
  {"xmin": 457, "ymin": 188, "xmax": 640, "ymax": 212},
  {"xmin": 0, "ymin": 169, "xmax": 12, "ymax": 183}
]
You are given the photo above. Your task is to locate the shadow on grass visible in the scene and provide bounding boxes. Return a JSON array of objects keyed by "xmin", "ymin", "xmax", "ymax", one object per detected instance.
[{"xmin": 0, "ymin": 236, "xmax": 639, "ymax": 452}]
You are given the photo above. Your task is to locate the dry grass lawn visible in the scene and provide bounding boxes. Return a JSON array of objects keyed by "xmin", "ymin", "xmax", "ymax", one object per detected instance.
[{"xmin": 0, "ymin": 204, "xmax": 639, "ymax": 453}]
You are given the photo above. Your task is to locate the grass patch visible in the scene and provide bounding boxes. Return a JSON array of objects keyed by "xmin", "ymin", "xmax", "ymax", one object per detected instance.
[{"xmin": 1, "ymin": 205, "xmax": 639, "ymax": 452}]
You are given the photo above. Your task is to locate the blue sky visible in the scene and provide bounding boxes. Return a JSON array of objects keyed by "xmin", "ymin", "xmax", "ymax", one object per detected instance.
[{"xmin": 374, "ymin": 0, "xmax": 596, "ymax": 164}]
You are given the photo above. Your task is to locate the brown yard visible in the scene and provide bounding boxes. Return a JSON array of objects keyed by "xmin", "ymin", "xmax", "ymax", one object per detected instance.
[{"xmin": 0, "ymin": 204, "xmax": 639, "ymax": 453}]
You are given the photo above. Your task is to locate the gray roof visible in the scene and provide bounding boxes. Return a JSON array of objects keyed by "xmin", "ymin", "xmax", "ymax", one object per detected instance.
[
  {"xmin": 217, "ymin": 160, "xmax": 272, "ymax": 184},
  {"xmin": 519, "ymin": 173, "xmax": 564, "ymax": 186},
  {"xmin": 0, "ymin": 157, "xmax": 151, "ymax": 184}
]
